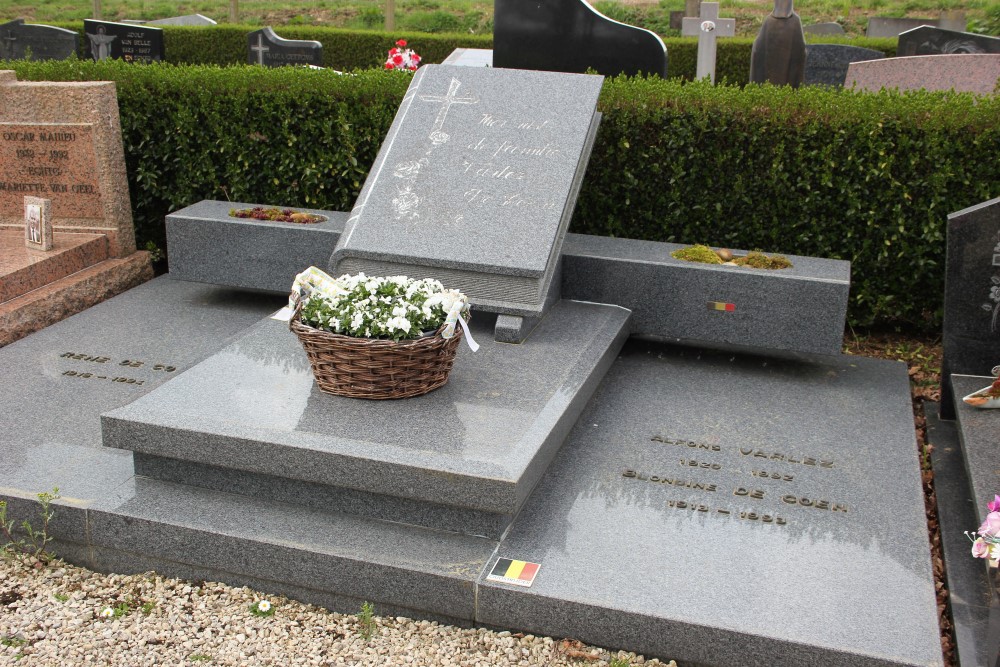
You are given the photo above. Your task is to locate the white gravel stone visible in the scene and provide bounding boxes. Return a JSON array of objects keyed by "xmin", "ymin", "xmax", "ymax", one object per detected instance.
[{"xmin": 0, "ymin": 557, "xmax": 677, "ymax": 666}]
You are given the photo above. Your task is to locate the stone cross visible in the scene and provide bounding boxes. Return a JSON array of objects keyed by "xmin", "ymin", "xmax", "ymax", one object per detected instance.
[
  {"xmin": 418, "ymin": 77, "xmax": 478, "ymax": 145},
  {"xmin": 250, "ymin": 33, "xmax": 270, "ymax": 65},
  {"xmin": 682, "ymin": 2, "xmax": 736, "ymax": 83}
]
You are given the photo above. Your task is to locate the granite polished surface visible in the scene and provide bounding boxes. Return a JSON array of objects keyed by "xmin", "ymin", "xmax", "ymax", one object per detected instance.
[{"xmin": 102, "ymin": 299, "xmax": 632, "ymax": 515}]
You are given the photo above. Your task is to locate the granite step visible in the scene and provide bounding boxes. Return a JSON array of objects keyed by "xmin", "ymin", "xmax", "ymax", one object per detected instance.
[
  {"xmin": 102, "ymin": 299, "xmax": 633, "ymax": 539},
  {"xmin": 0, "ymin": 230, "xmax": 109, "ymax": 303}
]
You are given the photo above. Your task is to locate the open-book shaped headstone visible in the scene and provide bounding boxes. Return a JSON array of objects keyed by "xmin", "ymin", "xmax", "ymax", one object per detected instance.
[{"xmin": 330, "ymin": 65, "xmax": 603, "ymax": 324}]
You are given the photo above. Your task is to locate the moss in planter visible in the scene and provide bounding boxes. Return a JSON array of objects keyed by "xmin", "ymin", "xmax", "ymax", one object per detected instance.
[
  {"xmin": 733, "ymin": 251, "xmax": 793, "ymax": 270},
  {"xmin": 230, "ymin": 207, "xmax": 324, "ymax": 224},
  {"xmin": 671, "ymin": 244, "xmax": 723, "ymax": 264}
]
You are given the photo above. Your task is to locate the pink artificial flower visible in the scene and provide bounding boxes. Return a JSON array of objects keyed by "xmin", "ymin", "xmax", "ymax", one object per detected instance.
[
  {"xmin": 396, "ymin": 39, "xmax": 407, "ymax": 47},
  {"xmin": 989, "ymin": 495, "xmax": 1000, "ymax": 513},
  {"xmin": 972, "ymin": 537, "xmax": 991, "ymax": 559},
  {"xmin": 979, "ymin": 511, "xmax": 1000, "ymax": 537}
]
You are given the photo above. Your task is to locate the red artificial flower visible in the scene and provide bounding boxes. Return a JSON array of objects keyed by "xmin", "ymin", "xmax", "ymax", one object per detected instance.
[
  {"xmin": 396, "ymin": 39, "xmax": 407, "ymax": 47},
  {"xmin": 393, "ymin": 54, "xmax": 404, "ymax": 65}
]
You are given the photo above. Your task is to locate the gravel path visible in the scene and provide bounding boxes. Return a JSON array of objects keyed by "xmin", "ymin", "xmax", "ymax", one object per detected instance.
[{"xmin": 0, "ymin": 558, "xmax": 676, "ymax": 666}]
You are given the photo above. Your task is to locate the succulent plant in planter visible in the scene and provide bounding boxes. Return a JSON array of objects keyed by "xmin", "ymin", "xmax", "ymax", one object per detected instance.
[
  {"xmin": 229, "ymin": 206, "xmax": 324, "ymax": 224},
  {"xmin": 671, "ymin": 244, "xmax": 793, "ymax": 270}
]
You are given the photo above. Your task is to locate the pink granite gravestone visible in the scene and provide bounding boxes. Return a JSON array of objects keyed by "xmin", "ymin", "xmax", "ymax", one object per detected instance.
[
  {"xmin": 846, "ymin": 54, "xmax": 1000, "ymax": 94},
  {"xmin": 0, "ymin": 70, "xmax": 152, "ymax": 346}
]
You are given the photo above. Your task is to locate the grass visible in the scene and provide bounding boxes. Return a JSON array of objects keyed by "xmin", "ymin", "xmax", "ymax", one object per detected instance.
[{"xmin": 1, "ymin": 0, "xmax": 996, "ymax": 36}]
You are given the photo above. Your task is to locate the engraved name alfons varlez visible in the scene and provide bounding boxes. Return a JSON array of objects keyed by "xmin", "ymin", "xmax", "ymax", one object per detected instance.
[{"xmin": 621, "ymin": 434, "xmax": 847, "ymax": 526}]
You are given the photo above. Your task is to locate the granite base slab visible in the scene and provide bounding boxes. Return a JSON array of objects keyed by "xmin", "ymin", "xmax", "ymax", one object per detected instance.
[
  {"xmin": 102, "ymin": 300, "xmax": 632, "ymax": 537},
  {"xmin": 951, "ymin": 375, "xmax": 1000, "ymax": 520},
  {"xmin": 0, "ymin": 230, "xmax": 108, "ymax": 303},
  {"xmin": 477, "ymin": 342, "xmax": 942, "ymax": 667},
  {"xmin": 0, "ymin": 251, "xmax": 153, "ymax": 347},
  {"xmin": 926, "ymin": 406, "xmax": 1000, "ymax": 667},
  {"xmin": 165, "ymin": 200, "xmax": 348, "ymax": 293}
]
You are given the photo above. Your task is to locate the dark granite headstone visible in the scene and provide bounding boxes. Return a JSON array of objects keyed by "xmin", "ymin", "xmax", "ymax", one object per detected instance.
[
  {"xmin": 247, "ymin": 27, "xmax": 323, "ymax": 68},
  {"xmin": 804, "ymin": 44, "xmax": 885, "ymax": 86},
  {"xmin": 749, "ymin": 0, "xmax": 806, "ymax": 87},
  {"xmin": 897, "ymin": 25, "xmax": 1000, "ymax": 58},
  {"xmin": 941, "ymin": 196, "xmax": 1000, "ymax": 419},
  {"xmin": 493, "ymin": 0, "xmax": 667, "ymax": 78},
  {"xmin": 0, "ymin": 19, "xmax": 79, "ymax": 61},
  {"xmin": 83, "ymin": 20, "xmax": 163, "ymax": 63},
  {"xmin": 330, "ymin": 64, "xmax": 603, "ymax": 318},
  {"xmin": 803, "ymin": 21, "xmax": 845, "ymax": 35}
]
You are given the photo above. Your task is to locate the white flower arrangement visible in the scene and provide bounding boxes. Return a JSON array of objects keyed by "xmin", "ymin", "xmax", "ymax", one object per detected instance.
[{"xmin": 296, "ymin": 271, "xmax": 471, "ymax": 342}]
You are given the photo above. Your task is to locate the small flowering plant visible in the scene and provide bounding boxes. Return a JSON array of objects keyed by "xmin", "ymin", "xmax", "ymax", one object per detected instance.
[
  {"xmin": 297, "ymin": 272, "xmax": 470, "ymax": 342},
  {"xmin": 967, "ymin": 494, "xmax": 1000, "ymax": 567},
  {"xmin": 250, "ymin": 599, "xmax": 274, "ymax": 617},
  {"xmin": 385, "ymin": 39, "xmax": 421, "ymax": 71}
]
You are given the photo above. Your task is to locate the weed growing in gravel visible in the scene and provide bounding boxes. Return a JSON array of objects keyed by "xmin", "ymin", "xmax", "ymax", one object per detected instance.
[
  {"xmin": 189, "ymin": 654, "xmax": 213, "ymax": 662},
  {"xmin": 610, "ymin": 657, "xmax": 632, "ymax": 667},
  {"xmin": 250, "ymin": 599, "xmax": 275, "ymax": 617},
  {"xmin": 140, "ymin": 600, "xmax": 156, "ymax": 614},
  {"xmin": 357, "ymin": 601, "xmax": 377, "ymax": 641},
  {"xmin": 53, "ymin": 592, "xmax": 69, "ymax": 602},
  {"xmin": 0, "ymin": 488, "xmax": 61, "ymax": 567},
  {"xmin": 1, "ymin": 636, "xmax": 28, "ymax": 648}
]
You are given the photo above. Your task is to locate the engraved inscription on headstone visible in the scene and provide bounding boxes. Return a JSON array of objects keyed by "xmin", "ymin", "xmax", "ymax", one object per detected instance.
[
  {"xmin": 84, "ymin": 20, "xmax": 164, "ymax": 63},
  {"xmin": 627, "ymin": 433, "xmax": 847, "ymax": 527},
  {"xmin": 0, "ymin": 19, "xmax": 79, "ymax": 62},
  {"xmin": 331, "ymin": 64, "xmax": 603, "ymax": 316},
  {"xmin": 57, "ymin": 350, "xmax": 179, "ymax": 388},
  {"xmin": 246, "ymin": 27, "xmax": 323, "ymax": 68},
  {"xmin": 941, "ymin": 196, "xmax": 1000, "ymax": 418},
  {"xmin": 0, "ymin": 124, "xmax": 103, "ymax": 219}
]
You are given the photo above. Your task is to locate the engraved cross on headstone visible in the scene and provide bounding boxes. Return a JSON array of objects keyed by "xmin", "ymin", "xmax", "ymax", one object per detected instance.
[
  {"xmin": 418, "ymin": 77, "xmax": 478, "ymax": 145},
  {"xmin": 682, "ymin": 2, "xmax": 736, "ymax": 84},
  {"xmin": 250, "ymin": 33, "xmax": 270, "ymax": 65},
  {"xmin": 0, "ymin": 28, "xmax": 16, "ymax": 59}
]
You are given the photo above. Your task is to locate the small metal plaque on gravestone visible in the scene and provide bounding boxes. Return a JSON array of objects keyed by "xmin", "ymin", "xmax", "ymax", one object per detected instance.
[
  {"xmin": 897, "ymin": 25, "xmax": 1000, "ymax": 57},
  {"xmin": 330, "ymin": 64, "xmax": 603, "ymax": 317},
  {"xmin": 24, "ymin": 196, "xmax": 52, "ymax": 251},
  {"xmin": 804, "ymin": 44, "xmax": 885, "ymax": 87},
  {"xmin": 83, "ymin": 20, "xmax": 164, "ymax": 63},
  {"xmin": 940, "ymin": 196, "xmax": 1000, "ymax": 419},
  {"xmin": 493, "ymin": 0, "xmax": 666, "ymax": 78},
  {"xmin": 0, "ymin": 19, "xmax": 79, "ymax": 61},
  {"xmin": 247, "ymin": 27, "xmax": 323, "ymax": 68}
]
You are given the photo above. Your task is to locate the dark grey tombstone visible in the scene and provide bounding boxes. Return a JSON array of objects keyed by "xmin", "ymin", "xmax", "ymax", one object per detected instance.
[
  {"xmin": 493, "ymin": 0, "xmax": 667, "ymax": 78},
  {"xmin": 804, "ymin": 44, "xmax": 885, "ymax": 86},
  {"xmin": 941, "ymin": 196, "xmax": 1000, "ymax": 419},
  {"xmin": 147, "ymin": 14, "xmax": 217, "ymax": 26},
  {"xmin": 0, "ymin": 19, "xmax": 79, "ymax": 61},
  {"xmin": 803, "ymin": 21, "xmax": 845, "ymax": 35},
  {"xmin": 897, "ymin": 25, "xmax": 1000, "ymax": 58},
  {"xmin": 866, "ymin": 17, "xmax": 936, "ymax": 38},
  {"xmin": 83, "ymin": 19, "xmax": 163, "ymax": 63},
  {"xmin": 330, "ymin": 64, "xmax": 603, "ymax": 321},
  {"xmin": 749, "ymin": 0, "xmax": 806, "ymax": 87},
  {"xmin": 247, "ymin": 26, "xmax": 322, "ymax": 68}
]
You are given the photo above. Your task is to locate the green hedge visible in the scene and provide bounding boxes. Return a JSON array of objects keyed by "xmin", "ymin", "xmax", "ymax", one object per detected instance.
[
  {"xmin": 55, "ymin": 22, "xmax": 894, "ymax": 82},
  {"xmin": 4, "ymin": 59, "xmax": 997, "ymax": 331}
]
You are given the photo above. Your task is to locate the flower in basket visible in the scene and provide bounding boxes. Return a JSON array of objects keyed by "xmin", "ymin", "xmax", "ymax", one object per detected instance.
[
  {"xmin": 293, "ymin": 270, "xmax": 470, "ymax": 342},
  {"xmin": 967, "ymin": 494, "xmax": 1000, "ymax": 567},
  {"xmin": 385, "ymin": 39, "xmax": 421, "ymax": 71}
]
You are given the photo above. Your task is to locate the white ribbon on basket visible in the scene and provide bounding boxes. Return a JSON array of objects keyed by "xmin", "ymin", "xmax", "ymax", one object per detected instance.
[{"xmin": 272, "ymin": 267, "xmax": 479, "ymax": 351}]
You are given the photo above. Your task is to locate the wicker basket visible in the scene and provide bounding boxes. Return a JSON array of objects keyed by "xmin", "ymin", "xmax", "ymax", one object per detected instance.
[{"xmin": 289, "ymin": 303, "xmax": 464, "ymax": 400}]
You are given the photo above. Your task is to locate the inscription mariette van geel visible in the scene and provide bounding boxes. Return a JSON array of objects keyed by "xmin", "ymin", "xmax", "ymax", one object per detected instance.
[
  {"xmin": 622, "ymin": 434, "xmax": 849, "ymax": 526},
  {"xmin": 0, "ymin": 124, "xmax": 102, "ymax": 219}
]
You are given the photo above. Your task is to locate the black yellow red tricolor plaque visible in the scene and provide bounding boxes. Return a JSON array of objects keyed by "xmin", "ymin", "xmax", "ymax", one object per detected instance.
[
  {"xmin": 707, "ymin": 301, "xmax": 736, "ymax": 312},
  {"xmin": 486, "ymin": 558, "xmax": 541, "ymax": 587}
]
